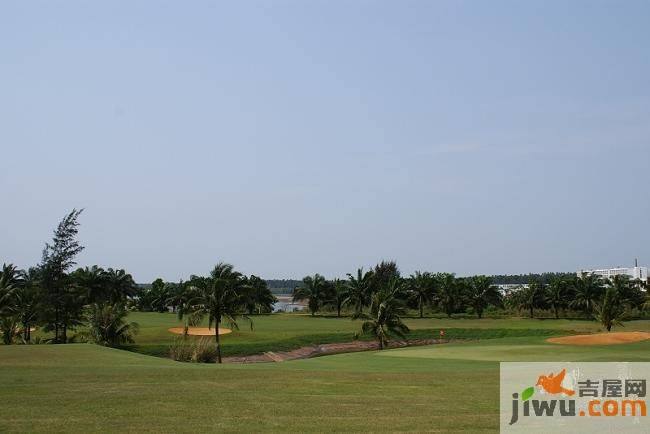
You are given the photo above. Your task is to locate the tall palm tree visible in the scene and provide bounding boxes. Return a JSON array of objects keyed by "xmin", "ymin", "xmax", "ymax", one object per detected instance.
[
  {"xmin": 293, "ymin": 274, "xmax": 328, "ymax": 316},
  {"xmin": 242, "ymin": 275, "xmax": 277, "ymax": 315},
  {"xmin": 594, "ymin": 286, "xmax": 625, "ymax": 332},
  {"xmin": 407, "ymin": 271, "xmax": 435, "ymax": 318},
  {"xmin": 465, "ymin": 275, "xmax": 501, "ymax": 319},
  {"xmin": 516, "ymin": 282, "xmax": 546, "ymax": 318},
  {"xmin": 72, "ymin": 265, "xmax": 107, "ymax": 304},
  {"xmin": 0, "ymin": 263, "xmax": 21, "ymax": 312},
  {"xmin": 150, "ymin": 278, "xmax": 172, "ymax": 312},
  {"xmin": 353, "ymin": 278, "xmax": 409, "ymax": 349},
  {"xmin": 329, "ymin": 279, "xmax": 348, "ymax": 317},
  {"xmin": 345, "ymin": 268, "xmax": 373, "ymax": 315},
  {"xmin": 15, "ymin": 267, "xmax": 41, "ymax": 342},
  {"xmin": 608, "ymin": 275, "xmax": 644, "ymax": 310},
  {"xmin": 370, "ymin": 261, "xmax": 400, "ymax": 296},
  {"xmin": 546, "ymin": 277, "xmax": 569, "ymax": 319},
  {"xmin": 571, "ymin": 273, "xmax": 603, "ymax": 318},
  {"xmin": 165, "ymin": 280, "xmax": 189, "ymax": 314},
  {"xmin": 104, "ymin": 268, "xmax": 138, "ymax": 304},
  {"xmin": 435, "ymin": 273, "xmax": 458, "ymax": 318},
  {"xmin": 0, "ymin": 264, "xmax": 22, "ymax": 344},
  {"xmin": 182, "ymin": 263, "xmax": 250, "ymax": 363}
]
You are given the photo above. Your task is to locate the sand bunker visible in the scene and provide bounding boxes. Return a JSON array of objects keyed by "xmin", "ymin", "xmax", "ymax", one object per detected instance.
[
  {"xmin": 547, "ymin": 331, "xmax": 650, "ymax": 346},
  {"xmin": 168, "ymin": 327, "xmax": 232, "ymax": 336}
]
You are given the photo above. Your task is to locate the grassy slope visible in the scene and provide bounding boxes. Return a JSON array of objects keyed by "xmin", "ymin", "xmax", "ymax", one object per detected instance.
[
  {"xmin": 0, "ymin": 344, "xmax": 497, "ymax": 433},
  {"xmin": 4, "ymin": 316, "xmax": 650, "ymax": 432},
  {"xmin": 3, "ymin": 335, "xmax": 650, "ymax": 432},
  {"xmin": 125, "ymin": 312, "xmax": 642, "ymax": 357}
]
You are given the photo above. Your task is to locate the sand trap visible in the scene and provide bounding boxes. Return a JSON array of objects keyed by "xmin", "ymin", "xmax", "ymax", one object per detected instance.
[
  {"xmin": 547, "ymin": 331, "xmax": 650, "ymax": 346},
  {"xmin": 168, "ymin": 327, "xmax": 232, "ymax": 336}
]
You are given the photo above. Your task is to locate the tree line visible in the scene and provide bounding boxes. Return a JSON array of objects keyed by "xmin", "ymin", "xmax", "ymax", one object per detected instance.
[
  {"xmin": 507, "ymin": 274, "xmax": 648, "ymax": 330},
  {"xmin": 292, "ymin": 261, "xmax": 502, "ymax": 320},
  {"xmin": 3, "ymin": 209, "xmax": 649, "ymax": 359},
  {"xmin": 292, "ymin": 261, "xmax": 649, "ymax": 333},
  {"xmin": 0, "ymin": 210, "xmax": 139, "ymax": 346},
  {"xmin": 0, "ymin": 210, "xmax": 277, "ymax": 354},
  {"xmin": 134, "ymin": 274, "xmax": 276, "ymax": 316}
]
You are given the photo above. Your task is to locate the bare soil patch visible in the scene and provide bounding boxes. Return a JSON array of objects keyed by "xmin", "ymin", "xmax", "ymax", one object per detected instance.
[
  {"xmin": 223, "ymin": 338, "xmax": 448, "ymax": 363},
  {"xmin": 547, "ymin": 331, "xmax": 650, "ymax": 346},
  {"xmin": 168, "ymin": 327, "xmax": 232, "ymax": 336}
]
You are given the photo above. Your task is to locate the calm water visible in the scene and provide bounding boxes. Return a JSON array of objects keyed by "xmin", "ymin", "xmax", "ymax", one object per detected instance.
[{"xmin": 273, "ymin": 297, "xmax": 305, "ymax": 312}]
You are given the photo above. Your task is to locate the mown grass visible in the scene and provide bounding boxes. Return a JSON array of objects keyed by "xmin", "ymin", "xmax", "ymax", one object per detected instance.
[
  {"xmin": 380, "ymin": 336, "xmax": 650, "ymax": 362},
  {"xmin": 3, "ymin": 329, "xmax": 650, "ymax": 433},
  {"xmin": 122, "ymin": 312, "xmax": 582, "ymax": 357},
  {"xmin": 0, "ymin": 343, "xmax": 496, "ymax": 433}
]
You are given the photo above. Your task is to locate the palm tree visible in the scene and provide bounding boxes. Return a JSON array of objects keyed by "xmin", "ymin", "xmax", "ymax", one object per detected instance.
[
  {"xmin": 88, "ymin": 302, "xmax": 139, "ymax": 346},
  {"xmin": 166, "ymin": 280, "xmax": 189, "ymax": 314},
  {"xmin": 104, "ymin": 268, "xmax": 138, "ymax": 304},
  {"xmin": 608, "ymin": 275, "xmax": 644, "ymax": 310},
  {"xmin": 72, "ymin": 265, "xmax": 107, "ymax": 304},
  {"xmin": 516, "ymin": 282, "xmax": 545, "ymax": 318},
  {"xmin": 0, "ymin": 263, "xmax": 20, "ymax": 313},
  {"xmin": 571, "ymin": 273, "xmax": 603, "ymax": 318},
  {"xmin": 0, "ymin": 316, "xmax": 19, "ymax": 345},
  {"xmin": 407, "ymin": 271, "xmax": 435, "ymax": 318},
  {"xmin": 15, "ymin": 267, "xmax": 41, "ymax": 342},
  {"xmin": 353, "ymin": 277, "xmax": 409, "ymax": 349},
  {"xmin": 546, "ymin": 277, "xmax": 569, "ymax": 319},
  {"xmin": 0, "ymin": 264, "xmax": 22, "ymax": 344},
  {"xmin": 345, "ymin": 268, "xmax": 373, "ymax": 315},
  {"xmin": 594, "ymin": 286, "xmax": 625, "ymax": 332},
  {"xmin": 182, "ymin": 263, "xmax": 250, "ymax": 363},
  {"xmin": 465, "ymin": 275, "xmax": 501, "ymax": 319},
  {"xmin": 435, "ymin": 273, "xmax": 458, "ymax": 318},
  {"xmin": 293, "ymin": 274, "xmax": 328, "ymax": 316},
  {"xmin": 370, "ymin": 261, "xmax": 400, "ymax": 295},
  {"xmin": 150, "ymin": 278, "xmax": 172, "ymax": 312},
  {"xmin": 329, "ymin": 279, "xmax": 348, "ymax": 317},
  {"xmin": 242, "ymin": 275, "xmax": 277, "ymax": 315}
]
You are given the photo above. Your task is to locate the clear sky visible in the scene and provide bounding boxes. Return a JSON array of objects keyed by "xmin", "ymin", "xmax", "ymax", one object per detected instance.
[{"xmin": 1, "ymin": 1, "xmax": 649, "ymax": 282}]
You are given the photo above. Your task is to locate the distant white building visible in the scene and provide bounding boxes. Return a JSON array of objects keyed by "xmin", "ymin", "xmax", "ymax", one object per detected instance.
[
  {"xmin": 496, "ymin": 284, "xmax": 529, "ymax": 294},
  {"xmin": 578, "ymin": 261, "xmax": 648, "ymax": 282}
]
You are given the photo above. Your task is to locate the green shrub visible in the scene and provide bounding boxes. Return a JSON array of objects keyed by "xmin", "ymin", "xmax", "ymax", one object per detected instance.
[
  {"xmin": 169, "ymin": 336, "xmax": 193, "ymax": 362},
  {"xmin": 191, "ymin": 338, "xmax": 218, "ymax": 363},
  {"xmin": 169, "ymin": 336, "xmax": 218, "ymax": 363}
]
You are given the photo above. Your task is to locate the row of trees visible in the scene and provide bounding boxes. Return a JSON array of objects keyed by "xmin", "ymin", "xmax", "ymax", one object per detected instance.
[
  {"xmin": 508, "ymin": 273, "xmax": 647, "ymax": 330},
  {"xmin": 293, "ymin": 262, "xmax": 649, "ymax": 338},
  {"xmin": 134, "ymin": 274, "xmax": 276, "ymax": 316},
  {"xmin": 1, "ymin": 210, "xmax": 278, "ymax": 362},
  {"xmin": 292, "ymin": 261, "xmax": 502, "ymax": 319},
  {"xmin": 0, "ymin": 210, "xmax": 138, "ymax": 346},
  {"xmin": 4, "ymin": 209, "xmax": 648, "ymax": 358},
  {"xmin": 291, "ymin": 262, "xmax": 497, "ymax": 350}
]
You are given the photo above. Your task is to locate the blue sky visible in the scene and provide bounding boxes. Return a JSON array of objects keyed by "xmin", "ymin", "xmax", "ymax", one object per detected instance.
[{"xmin": 1, "ymin": 1, "xmax": 649, "ymax": 282}]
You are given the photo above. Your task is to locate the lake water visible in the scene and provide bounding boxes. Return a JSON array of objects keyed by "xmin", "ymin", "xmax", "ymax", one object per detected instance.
[{"xmin": 273, "ymin": 297, "xmax": 305, "ymax": 312}]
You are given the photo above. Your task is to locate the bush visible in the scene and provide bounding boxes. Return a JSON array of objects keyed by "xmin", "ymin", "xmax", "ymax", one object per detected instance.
[
  {"xmin": 169, "ymin": 336, "xmax": 218, "ymax": 363},
  {"xmin": 169, "ymin": 336, "xmax": 193, "ymax": 362},
  {"xmin": 191, "ymin": 338, "xmax": 218, "ymax": 363}
]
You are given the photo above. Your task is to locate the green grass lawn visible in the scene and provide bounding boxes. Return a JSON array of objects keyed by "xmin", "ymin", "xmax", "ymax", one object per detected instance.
[
  {"xmin": 124, "ymin": 311, "xmax": 650, "ymax": 357},
  {"xmin": 3, "ymin": 315, "xmax": 650, "ymax": 432}
]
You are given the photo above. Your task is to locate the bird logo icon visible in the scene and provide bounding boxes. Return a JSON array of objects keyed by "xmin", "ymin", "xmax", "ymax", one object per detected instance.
[{"xmin": 536, "ymin": 368, "xmax": 575, "ymax": 396}]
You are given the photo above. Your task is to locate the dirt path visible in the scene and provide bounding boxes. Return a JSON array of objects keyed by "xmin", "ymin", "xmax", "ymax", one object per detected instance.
[
  {"xmin": 547, "ymin": 331, "xmax": 650, "ymax": 346},
  {"xmin": 223, "ymin": 338, "xmax": 447, "ymax": 363}
]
